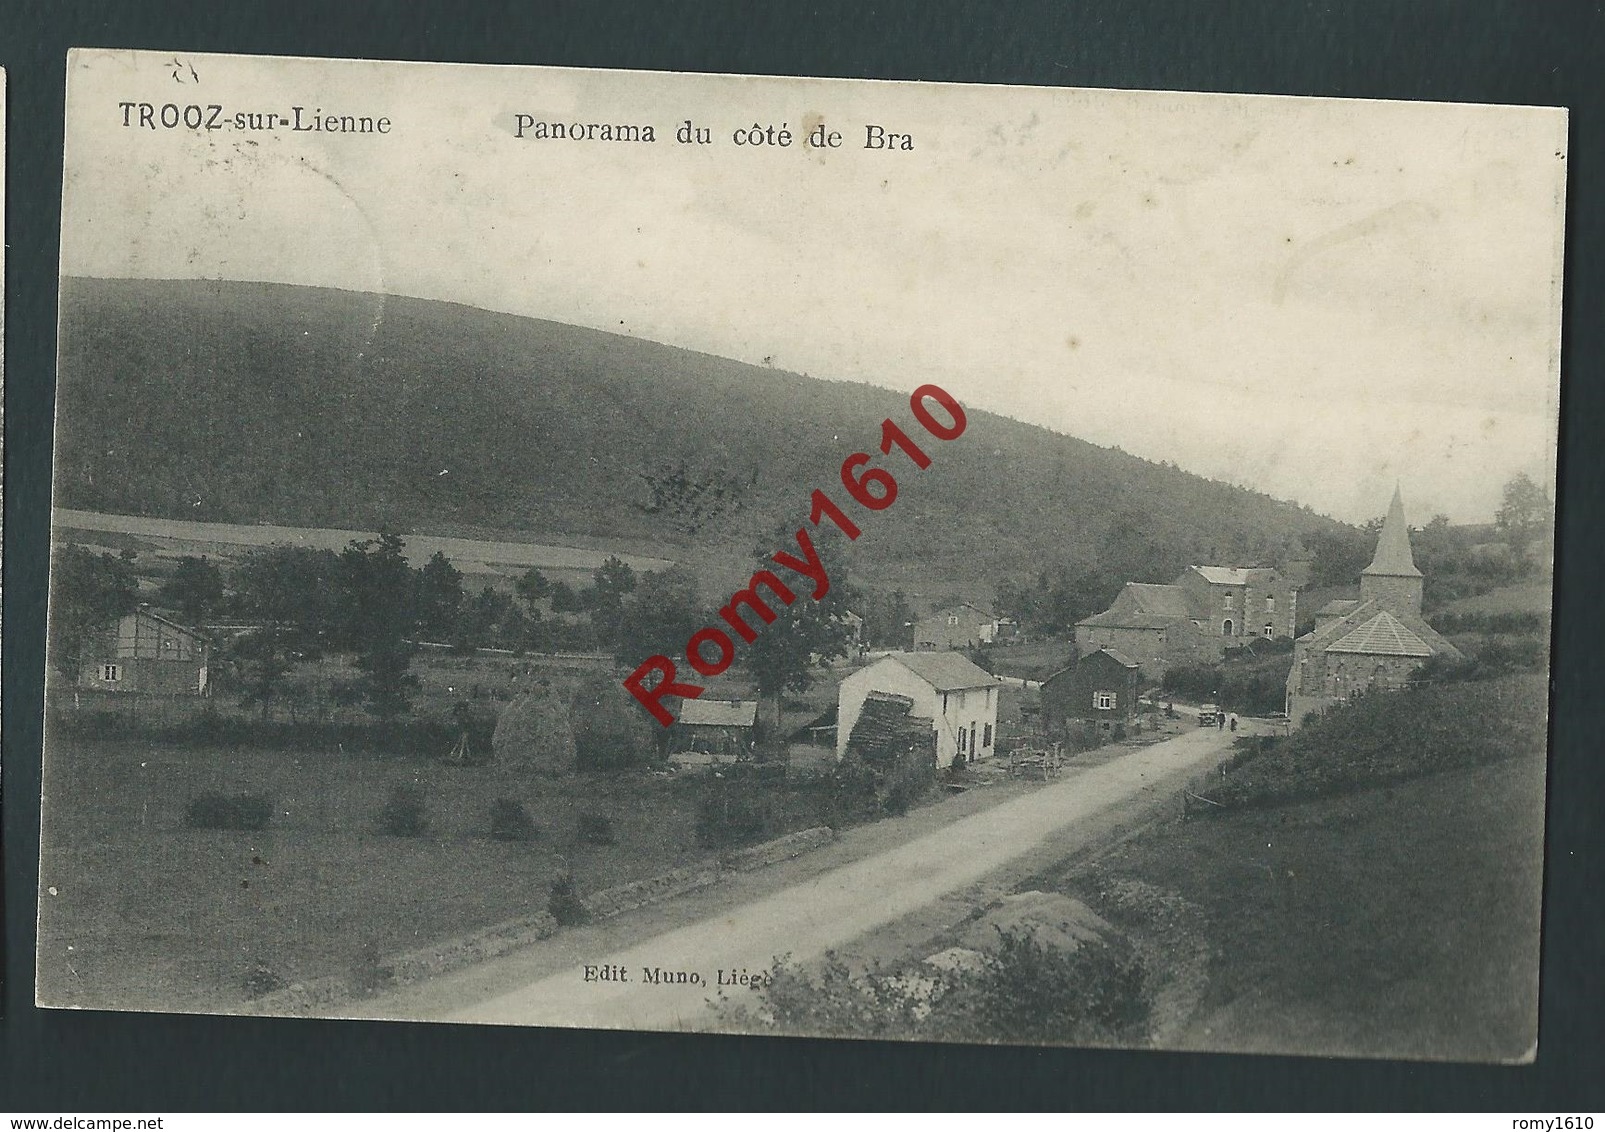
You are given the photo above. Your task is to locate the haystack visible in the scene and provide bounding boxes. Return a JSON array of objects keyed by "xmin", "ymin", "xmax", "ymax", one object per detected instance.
[{"xmin": 492, "ymin": 684, "xmax": 577, "ymax": 774}]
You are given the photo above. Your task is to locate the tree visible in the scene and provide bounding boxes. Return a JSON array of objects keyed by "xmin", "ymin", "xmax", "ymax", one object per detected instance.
[
  {"xmin": 158, "ymin": 556, "xmax": 224, "ymax": 626},
  {"xmin": 338, "ymin": 532, "xmax": 419, "ymax": 718},
  {"xmin": 613, "ymin": 567, "xmax": 706, "ymax": 668},
  {"xmin": 745, "ymin": 527, "xmax": 859, "ymax": 728},
  {"xmin": 228, "ymin": 544, "xmax": 342, "ymax": 720},
  {"xmin": 513, "ymin": 567, "xmax": 552, "ymax": 610},
  {"xmin": 549, "ymin": 581, "xmax": 585, "ymax": 613},
  {"xmin": 583, "ymin": 555, "xmax": 637, "ymax": 645},
  {"xmin": 49, "ymin": 545, "xmax": 139, "ymax": 678},
  {"xmin": 414, "ymin": 552, "xmax": 464, "ymax": 641},
  {"xmin": 1495, "ymin": 472, "xmax": 1553, "ymax": 564}
]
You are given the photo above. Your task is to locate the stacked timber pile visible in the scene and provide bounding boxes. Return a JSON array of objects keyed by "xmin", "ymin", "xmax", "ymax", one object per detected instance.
[{"xmin": 847, "ymin": 691, "xmax": 936, "ymax": 765}]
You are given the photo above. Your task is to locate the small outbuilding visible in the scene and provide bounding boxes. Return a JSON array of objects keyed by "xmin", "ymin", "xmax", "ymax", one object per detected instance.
[
  {"xmin": 76, "ymin": 607, "xmax": 210, "ymax": 695},
  {"xmin": 670, "ymin": 698, "xmax": 759, "ymax": 759}
]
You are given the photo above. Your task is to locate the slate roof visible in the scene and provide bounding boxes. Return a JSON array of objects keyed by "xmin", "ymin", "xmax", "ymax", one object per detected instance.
[
  {"xmin": 1363, "ymin": 486, "xmax": 1423, "ymax": 578},
  {"xmin": 1325, "ymin": 610, "xmax": 1434, "ymax": 657},
  {"xmin": 1297, "ymin": 598, "xmax": 1462, "ymax": 661},
  {"xmin": 1315, "ymin": 599, "xmax": 1361, "ymax": 618},
  {"xmin": 1095, "ymin": 647, "xmax": 1141, "ymax": 669},
  {"xmin": 1076, "ymin": 583, "xmax": 1196, "ymax": 628},
  {"xmin": 889, "ymin": 651, "xmax": 1000, "ymax": 691},
  {"xmin": 1191, "ymin": 566, "xmax": 1262, "ymax": 586},
  {"xmin": 676, "ymin": 698, "xmax": 758, "ymax": 728}
]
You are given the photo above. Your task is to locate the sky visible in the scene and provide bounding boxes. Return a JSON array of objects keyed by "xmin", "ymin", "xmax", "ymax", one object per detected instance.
[{"xmin": 59, "ymin": 51, "xmax": 1568, "ymax": 525}]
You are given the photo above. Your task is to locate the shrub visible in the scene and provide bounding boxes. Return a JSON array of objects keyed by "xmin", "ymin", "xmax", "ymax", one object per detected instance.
[
  {"xmin": 488, "ymin": 798, "xmax": 538, "ymax": 842},
  {"xmin": 186, "ymin": 792, "xmax": 272, "ymax": 831},
  {"xmin": 576, "ymin": 810, "xmax": 617, "ymax": 846},
  {"xmin": 378, "ymin": 784, "xmax": 429, "ymax": 837},
  {"xmin": 548, "ymin": 872, "xmax": 589, "ymax": 925},
  {"xmin": 695, "ymin": 777, "xmax": 776, "ymax": 849},
  {"xmin": 243, "ymin": 963, "xmax": 285, "ymax": 998}
]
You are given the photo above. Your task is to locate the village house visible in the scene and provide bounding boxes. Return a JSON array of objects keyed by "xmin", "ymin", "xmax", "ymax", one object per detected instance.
[
  {"xmin": 669, "ymin": 698, "xmax": 758, "ymax": 759},
  {"xmin": 836, "ymin": 652, "xmax": 1001, "ymax": 768},
  {"xmin": 1285, "ymin": 487, "xmax": 1462, "ymax": 727},
  {"xmin": 1040, "ymin": 648, "xmax": 1142, "ymax": 737},
  {"xmin": 1075, "ymin": 565, "xmax": 1299, "ymax": 676},
  {"xmin": 913, "ymin": 603, "xmax": 992, "ymax": 651},
  {"xmin": 76, "ymin": 607, "xmax": 210, "ymax": 695}
]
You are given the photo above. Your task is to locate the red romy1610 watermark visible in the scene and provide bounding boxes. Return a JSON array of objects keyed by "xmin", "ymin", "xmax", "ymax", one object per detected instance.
[{"xmin": 624, "ymin": 383, "xmax": 968, "ymax": 725}]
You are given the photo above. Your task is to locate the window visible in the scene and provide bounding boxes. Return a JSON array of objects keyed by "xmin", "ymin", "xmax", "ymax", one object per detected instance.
[
  {"xmin": 1222, "ymin": 619, "xmax": 1234, "ymax": 636},
  {"xmin": 1095, "ymin": 691, "xmax": 1115, "ymax": 711},
  {"xmin": 959, "ymin": 728, "xmax": 968, "ymax": 753},
  {"xmin": 1265, "ymin": 595, "xmax": 1276, "ymax": 612},
  {"xmin": 100, "ymin": 663, "xmax": 122, "ymax": 682},
  {"xmin": 1224, "ymin": 593, "xmax": 1235, "ymax": 610},
  {"xmin": 1263, "ymin": 623, "xmax": 1274, "ymax": 638},
  {"xmin": 983, "ymin": 723, "xmax": 993, "ymax": 748},
  {"xmin": 948, "ymin": 615, "xmax": 959, "ymax": 626}
]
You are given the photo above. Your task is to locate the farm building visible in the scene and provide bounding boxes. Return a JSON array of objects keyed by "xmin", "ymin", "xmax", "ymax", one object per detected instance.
[
  {"xmin": 1286, "ymin": 487, "xmax": 1462, "ymax": 727},
  {"xmin": 913, "ymin": 603, "xmax": 993, "ymax": 651},
  {"xmin": 1040, "ymin": 648, "xmax": 1142, "ymax": 736},
  {"xmin": 76, "ymin": 607, "xmax": 210, "ymax": 695},
  {"xmin": 1075, "ymin": 565, "xmax": 1299, "ymax": 676},
  {"xmin": 836, "ymin": 652, "xmax": 1001, "ymax": 768},
  {"xmin": 670, "ymin": 698, "xmax": 758, "ymax": 758}
]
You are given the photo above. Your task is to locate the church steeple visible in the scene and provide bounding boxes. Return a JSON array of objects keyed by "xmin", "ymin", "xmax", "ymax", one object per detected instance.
[{"xmin": 1360, "ymin": 485, "xmax": 1424, "ymax": 615}]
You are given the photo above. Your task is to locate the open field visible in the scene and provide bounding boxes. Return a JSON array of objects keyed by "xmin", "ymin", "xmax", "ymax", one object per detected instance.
[
  {"xmin": 1058, "ymin": 746, "xmax": 1545, "ymax": 1061},
  {"xmin": 1434, "ymin": 580, "xmax": 1554, "ymax": 617},
  {"xmin": 34, "ymin": 735, "xmax": 832, "ymax": 1014},
  {"xmin": 53, "ymin": 507, "xmax": 676, "ymax": 586}
]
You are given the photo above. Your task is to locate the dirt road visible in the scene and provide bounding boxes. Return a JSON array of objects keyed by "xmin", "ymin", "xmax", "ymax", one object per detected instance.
[{"xmin": 361, "ymin": 725, "xmax": 1237, "ymax": 1032}]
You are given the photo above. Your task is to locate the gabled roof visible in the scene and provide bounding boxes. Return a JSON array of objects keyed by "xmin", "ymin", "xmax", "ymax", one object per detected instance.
[
  {"xmin": 129, "ymin": 607, "xmax": 205, "ymax": 641},
  {"xmin": 888, "ymin": 651, "xmax": 1000, "ymax": 691},
  {"xmin": 1075, "ymin": 610, "xmax": 1179, "ymax": 630},
  {"xmin": 1363, "ymin": 485, "xmax": 1423, "ymax": 578},
  {"xmin": 677, "ymin": 698, "xmax": 758, "ymax": 728},
  {"xmin": 1325, "ymin": 610, "xmax": 1433, "ymax": 657},
  {"xmin": 1091, "ymin": 647, "xmax": 1140, "ymax": 669}
]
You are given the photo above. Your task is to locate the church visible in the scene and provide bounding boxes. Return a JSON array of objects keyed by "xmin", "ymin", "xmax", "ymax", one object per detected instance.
[{"xmin": 1285, "ymin": 487, "xmax": 1462, "ymax": 727}]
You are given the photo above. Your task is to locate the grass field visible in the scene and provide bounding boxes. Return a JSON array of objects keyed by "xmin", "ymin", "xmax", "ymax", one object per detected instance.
[
  {"xmin": 1064, "ymin": 746, "xmax": 1545, "ymax": 1061},
  {"xmin": 1434, "ymin": 581, "xmax": 1553, "ymax": 617},
  {"xmin": 34, "ymin": 736, "xmax": 827, "ymax": 1014}
]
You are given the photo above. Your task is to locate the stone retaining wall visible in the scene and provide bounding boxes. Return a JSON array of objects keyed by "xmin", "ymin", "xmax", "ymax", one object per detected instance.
[{"xmin": 244, "ymin": 825, "xmax": 834, "ymax": 1016}]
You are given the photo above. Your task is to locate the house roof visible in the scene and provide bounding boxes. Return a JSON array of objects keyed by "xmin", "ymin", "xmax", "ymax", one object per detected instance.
[
  {"xmin": 889, "ymin": 651, "xmax": 1000, "ymax": 691},
  {"xmin": 1190, "ymin": 566, "xmax": 1261, "ymax": 586},
  {"xmin": 1363, "ymin": 486, "xmax": 1423, "ymax": 578},
  {"xmin": 920, "ymin": 603, "xmax": 991, "ymax": 622},
  {"xmin": 1075, "ymin": 610, "xmax": 1179, "ymax": 630},
  {"xmin": 131, "ymin": 606, "xmax": 204, "ymax": 640},
  {"xmin": 1091, "ymin": 647, "xmax": 1140, "ymax": 669},
  {"xmin": 1325, "ymin": 610, "xmax": 1434, "ymax": 657},
  {"xmin": 1123, "ymin": 583, "xmax": 1195, "ymax": 617},
  {"xmin": 1316, "ymin": 599, "xmax": 1361, "ymax": 617},
  {"xmin": 676, "ymin": 699, "xmax": 758, "ymax": 728}
]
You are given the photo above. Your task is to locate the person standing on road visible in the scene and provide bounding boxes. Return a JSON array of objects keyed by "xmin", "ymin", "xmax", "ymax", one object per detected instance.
[
  {"xmin": 1216, "ymin": 710, "xmax": 1225, "ymax": 731},
  {"xmin": 1229, "ymin": 712, "xmax": 1239, "ymax": 732}
]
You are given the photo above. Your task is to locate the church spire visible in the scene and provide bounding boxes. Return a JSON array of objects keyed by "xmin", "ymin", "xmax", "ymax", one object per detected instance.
[{"xmin": 1364, "ymin": 485, "xmax": 1422, "ymax": 578}]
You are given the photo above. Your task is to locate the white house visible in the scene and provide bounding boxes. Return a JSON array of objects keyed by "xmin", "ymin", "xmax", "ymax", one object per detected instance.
[{"xmin": 836, "ymin": 652, "xmax": 1001, "ymax": 768}]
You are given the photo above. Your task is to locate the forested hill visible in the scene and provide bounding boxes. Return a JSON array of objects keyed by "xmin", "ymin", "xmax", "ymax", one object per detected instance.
[{"xmin": 54, "ymin": 277, "xmax": 1349, "ymax": 599}]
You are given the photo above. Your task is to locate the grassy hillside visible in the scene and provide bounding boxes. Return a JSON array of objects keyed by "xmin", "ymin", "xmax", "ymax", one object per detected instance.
[{"xmin": 56, "ymin": 277, "xmax": 1347, "ymax": 602}]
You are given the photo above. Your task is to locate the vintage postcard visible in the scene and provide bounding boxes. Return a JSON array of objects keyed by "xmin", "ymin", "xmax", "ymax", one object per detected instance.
[{"xmin": 40, "ymin": 50, "xmax": 1564, "ymax": 1061}]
